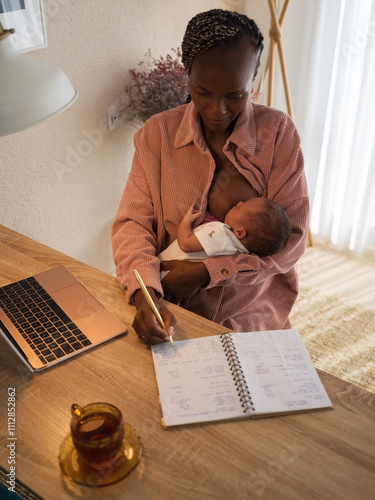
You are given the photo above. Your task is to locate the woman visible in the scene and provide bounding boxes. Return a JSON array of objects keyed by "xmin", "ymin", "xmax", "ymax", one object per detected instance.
[{"xmin": 112, "ymin": 9, "xmax": 309, "ymax": 344}]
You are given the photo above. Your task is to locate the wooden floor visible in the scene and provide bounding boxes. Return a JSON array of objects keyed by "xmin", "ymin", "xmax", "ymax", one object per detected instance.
[{"xmin": 297, "ymin": 238, "xmax": 375, "ymax": 310}]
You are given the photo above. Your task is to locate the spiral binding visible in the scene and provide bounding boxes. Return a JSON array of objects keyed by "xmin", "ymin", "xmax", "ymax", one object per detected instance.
[{"xmin": 220, "ymin": 333, "xmax": 255, "ymax": 414}]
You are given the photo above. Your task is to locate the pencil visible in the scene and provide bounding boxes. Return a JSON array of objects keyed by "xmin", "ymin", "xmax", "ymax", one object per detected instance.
[{"xmin": 133, "ymin": 269, "xmax": 174, "ymax": 345}]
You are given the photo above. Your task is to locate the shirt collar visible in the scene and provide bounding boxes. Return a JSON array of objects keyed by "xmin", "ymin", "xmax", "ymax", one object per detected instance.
[
  {"xmin": 228, "ymin": 100, "xmax": 257, "ymax": 156},
  {"xmin": 175, "ymin": 100, "xmax": 257, "ymax": 156},
  {"xmin": 174, "ymin": 102, "xmax": 204, "ymax": 149}
]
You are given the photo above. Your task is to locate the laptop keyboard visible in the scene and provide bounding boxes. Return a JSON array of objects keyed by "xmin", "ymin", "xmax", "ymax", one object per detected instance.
[{"xmin": 0, "ymin": 277, "xmax": 92, "ymax": 366}]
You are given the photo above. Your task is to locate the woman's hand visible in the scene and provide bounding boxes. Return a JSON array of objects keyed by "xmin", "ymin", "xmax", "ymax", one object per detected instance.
[
  {"xmin": 133, "ymin": 288, "xmax": 176, "ymax": 345},
  {"xmin": 160, "ymin": 260, "xmax": 210, "ymax": 306}
]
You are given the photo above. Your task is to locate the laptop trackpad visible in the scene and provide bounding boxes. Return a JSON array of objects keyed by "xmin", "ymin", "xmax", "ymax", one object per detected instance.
[{"xmin": 51, "ymin": 284, "xmax": 103, "ymax": 321}]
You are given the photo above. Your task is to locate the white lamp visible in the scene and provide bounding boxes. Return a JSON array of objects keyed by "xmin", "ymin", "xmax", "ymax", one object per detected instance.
[{"xmin": 0, "ymin": 21, "xmax": 77, "ymax": 136}]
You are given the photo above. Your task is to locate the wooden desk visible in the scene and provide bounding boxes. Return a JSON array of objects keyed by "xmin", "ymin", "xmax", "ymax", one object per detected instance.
[{"xmin": 0, "ymin": 225, "xmax": 374, "ymax": 500}]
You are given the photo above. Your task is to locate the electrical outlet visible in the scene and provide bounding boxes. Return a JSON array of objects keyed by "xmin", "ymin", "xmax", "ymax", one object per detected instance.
[{"xmin": 107, "ymin": 105, "xmax": 127, "ymax": 130}]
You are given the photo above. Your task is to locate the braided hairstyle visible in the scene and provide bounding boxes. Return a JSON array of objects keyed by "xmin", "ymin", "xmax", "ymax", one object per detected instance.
[{"xmin": 182, "ymin": 9, "xmax": 264, "ymax": 73}]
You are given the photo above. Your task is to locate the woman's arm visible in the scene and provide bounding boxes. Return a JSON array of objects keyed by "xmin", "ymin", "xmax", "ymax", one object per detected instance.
[
  {"xmin": 160, "ymin": 260, "xmax": 210, "ymax": 305},
  {"xmin": 112, "ymin": 122, "xmax": 177, "ymax": 344},
  {"xmin": 112, "ymin": 166, "xmax": 176, "ymax": 343}
]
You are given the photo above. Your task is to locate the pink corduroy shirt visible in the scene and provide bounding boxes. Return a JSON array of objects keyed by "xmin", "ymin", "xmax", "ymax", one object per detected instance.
[{"xmin": 112, "ymin": 101, "xmax": 309, "ymax": 332}]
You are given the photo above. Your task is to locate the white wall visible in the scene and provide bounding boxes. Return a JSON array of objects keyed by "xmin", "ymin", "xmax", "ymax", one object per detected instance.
[{"xmin": 1, "ymin": 0, "xmax": 245, "ymax": 274}]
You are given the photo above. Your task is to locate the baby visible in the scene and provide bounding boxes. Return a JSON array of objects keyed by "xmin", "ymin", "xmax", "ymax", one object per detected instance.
[{"xmin": 159, "ymin": 198, "xmax": 291, "ymax": 276}]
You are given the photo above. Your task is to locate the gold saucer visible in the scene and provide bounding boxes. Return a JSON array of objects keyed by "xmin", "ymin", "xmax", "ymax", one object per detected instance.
[{"xmin": 58, "ymin": 423, "xmax": 142, "ymax": 487}]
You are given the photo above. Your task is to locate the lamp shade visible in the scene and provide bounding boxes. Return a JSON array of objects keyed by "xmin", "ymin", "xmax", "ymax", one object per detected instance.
[{"xmin": 0, "ymin": 32, "xmax": 77, "ymax": 136}]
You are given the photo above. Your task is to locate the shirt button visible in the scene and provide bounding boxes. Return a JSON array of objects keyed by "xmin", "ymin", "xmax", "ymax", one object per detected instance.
[{"xmin": 221, "ymin": 269, "xmax": 229, "ymax": 277}]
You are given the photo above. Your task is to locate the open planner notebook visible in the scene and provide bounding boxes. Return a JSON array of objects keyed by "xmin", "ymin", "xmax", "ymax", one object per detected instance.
[{"xmin": 151, "ymin": 329, "xmax": 332, "ymax": 427}]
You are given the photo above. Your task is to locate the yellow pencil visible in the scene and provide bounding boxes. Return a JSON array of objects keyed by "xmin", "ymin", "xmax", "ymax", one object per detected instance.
[{"xmin": 133, "ymin": 270, "xmax": 174, "ymax": 345}]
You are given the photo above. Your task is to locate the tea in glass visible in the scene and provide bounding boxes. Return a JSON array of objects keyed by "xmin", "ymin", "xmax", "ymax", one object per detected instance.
[{"xmin": 70, "ymin": 402, "xmax": 124, "ymax": 471}]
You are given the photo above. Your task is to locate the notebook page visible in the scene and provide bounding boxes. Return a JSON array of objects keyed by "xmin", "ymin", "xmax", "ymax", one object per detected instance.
[
  {"xmin": 151, "ymin": 336, "xmax": 245, "ymax": 427},
  {"xmin": 231, "ymin": 330, "xmax": 332, "ymax": 415}
]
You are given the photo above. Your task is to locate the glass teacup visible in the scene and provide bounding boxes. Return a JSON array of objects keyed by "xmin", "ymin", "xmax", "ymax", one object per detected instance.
[{"xmin": 70, "ymin": 402, "xmax": 124, "ymax": 471}]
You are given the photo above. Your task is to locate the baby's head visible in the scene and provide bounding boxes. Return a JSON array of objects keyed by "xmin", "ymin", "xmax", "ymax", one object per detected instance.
[{"xmin": 224, "ymin": 198, "xmax": 291, "ymax": 257}]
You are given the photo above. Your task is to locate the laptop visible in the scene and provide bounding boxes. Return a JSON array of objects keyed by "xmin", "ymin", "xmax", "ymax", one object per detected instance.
[{"xmin": 0, "ymin": 266, "xmax": 127, "ymax": 371}]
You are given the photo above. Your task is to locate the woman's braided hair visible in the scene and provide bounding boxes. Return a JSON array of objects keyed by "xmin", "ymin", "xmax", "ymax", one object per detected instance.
[{"xmin": 181, "ymin": 9, "xmax": 264, "ymax": 73}]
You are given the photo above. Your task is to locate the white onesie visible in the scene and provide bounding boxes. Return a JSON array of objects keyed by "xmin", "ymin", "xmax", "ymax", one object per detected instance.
[{"xmin": 158, "ymin": 221, "xmax": 249, "ymax": 279}]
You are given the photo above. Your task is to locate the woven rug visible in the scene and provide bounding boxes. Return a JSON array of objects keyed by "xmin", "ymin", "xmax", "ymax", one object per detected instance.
[{"xmin": 290, "ymin": 286, "xmax": 375, "ymax": 394}]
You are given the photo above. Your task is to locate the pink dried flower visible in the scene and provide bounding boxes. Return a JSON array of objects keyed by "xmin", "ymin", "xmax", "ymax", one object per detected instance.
[{"xmin": 122, "ymin": 48, "xmax": 189, "ymax": 125}]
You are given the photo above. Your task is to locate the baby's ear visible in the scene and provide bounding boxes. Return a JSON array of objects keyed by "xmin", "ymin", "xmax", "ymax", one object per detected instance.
[{"xmin": 233, "ymin": 228, "xmax": 246, "ymax": 239}]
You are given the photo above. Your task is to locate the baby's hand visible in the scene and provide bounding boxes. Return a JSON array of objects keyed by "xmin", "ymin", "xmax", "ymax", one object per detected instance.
[
  {"xmin": 183, "ymin": 204, "xmax": 202, "ymax": 225},
  {"xmin": 177, "ymin": 204, "xmax": 203, "ymax": 250}
]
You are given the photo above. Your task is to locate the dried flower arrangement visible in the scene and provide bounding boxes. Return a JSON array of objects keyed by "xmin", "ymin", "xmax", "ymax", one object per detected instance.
[{"xmin": 121, "ymin": 48, "xmax": 189, "ymax": 126}]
